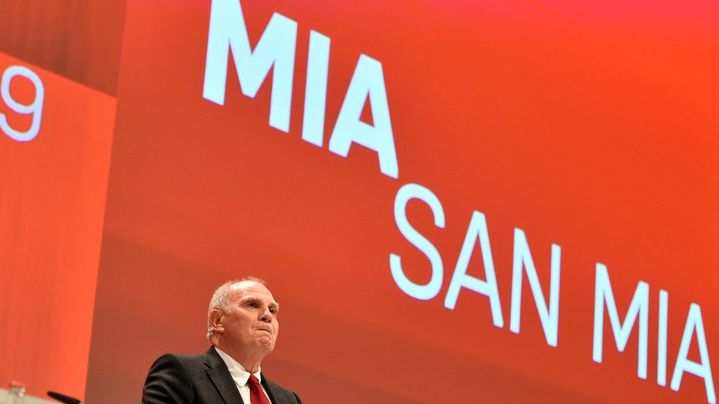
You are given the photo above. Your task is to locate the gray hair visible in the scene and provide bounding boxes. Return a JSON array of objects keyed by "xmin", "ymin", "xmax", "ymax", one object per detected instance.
[{"xmin": 207, "ymin": 277, "xmax": 266, "ymax": 339}]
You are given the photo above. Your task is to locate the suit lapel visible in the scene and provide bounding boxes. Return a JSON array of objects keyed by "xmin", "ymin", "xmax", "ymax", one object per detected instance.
[
  {"xmin": 262, "ymin": 375, "xmax": 288, "ymax": 404},
  {"xmin": 204, "ymin": 347, "xmax": 245, "ymax": 404}
]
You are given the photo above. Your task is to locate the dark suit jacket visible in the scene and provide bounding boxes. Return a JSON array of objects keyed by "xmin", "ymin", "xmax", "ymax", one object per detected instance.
[{"xmin": 142, "ymin": 347, "xmax": 302, "ymax": 404}]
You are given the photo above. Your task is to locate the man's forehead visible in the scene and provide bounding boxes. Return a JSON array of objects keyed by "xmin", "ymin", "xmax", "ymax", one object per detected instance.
[{"xmin": 231, "ymin": 281, "xmax": 277, "ymax": 302}]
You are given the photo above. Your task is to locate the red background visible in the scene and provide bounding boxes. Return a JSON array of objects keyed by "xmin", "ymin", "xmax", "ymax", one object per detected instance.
[
  {"xmin": 2, "ymin": 0, "xmax": 718, "ymax": 403},
  {"xmin": 0, "ymin": 52, "xmax": 116, "ymax": 399}
]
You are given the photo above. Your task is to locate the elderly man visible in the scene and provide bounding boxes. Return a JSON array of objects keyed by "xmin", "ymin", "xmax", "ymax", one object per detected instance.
[{"xmin": 142, "ymin": 278, "xmax": 302, "ymax": 403}]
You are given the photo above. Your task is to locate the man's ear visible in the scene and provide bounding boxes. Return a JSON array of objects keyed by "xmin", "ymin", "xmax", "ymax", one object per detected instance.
[{"xmin": 209, "ymin": 309, "xmax": 224, "ymax": 334}]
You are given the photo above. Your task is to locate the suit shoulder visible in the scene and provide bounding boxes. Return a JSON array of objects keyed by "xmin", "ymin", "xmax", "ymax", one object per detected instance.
[
  {"xmin": 142, "ymin": 353, "xmax": 201, "ymax": 403},
  {"xmin": 149, "ymin": 353, "xmax": 203, "ymax": 371},
  {"xmin": 166, "ymin": 352, "xmax": 205, "ymax": 367},
  {"xmin": 264, "ymin": 377, "xmax": 302, "ymax": 404}
]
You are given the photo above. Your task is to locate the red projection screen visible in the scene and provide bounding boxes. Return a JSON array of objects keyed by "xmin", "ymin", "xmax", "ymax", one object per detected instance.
[{"xmin": 1, "ymin": 0, "xmax": 718, "ymax": 403}]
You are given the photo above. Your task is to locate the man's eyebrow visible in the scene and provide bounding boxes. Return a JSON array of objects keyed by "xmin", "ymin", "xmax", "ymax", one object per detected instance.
[{"xmin": 240, "ymin": 296, "xmax": 279, "ymax": 309}]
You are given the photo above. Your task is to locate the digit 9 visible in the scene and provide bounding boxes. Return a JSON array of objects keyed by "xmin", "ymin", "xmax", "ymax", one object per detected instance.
[{"xmin": 0, "ymin": 65, "xmax": 45, "ymax": 142}]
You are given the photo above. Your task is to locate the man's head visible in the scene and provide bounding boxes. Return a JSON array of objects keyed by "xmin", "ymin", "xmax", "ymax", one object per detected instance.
[{"xmin": 207, "ymin": 278, "xmax": 280, "ymax": 364}]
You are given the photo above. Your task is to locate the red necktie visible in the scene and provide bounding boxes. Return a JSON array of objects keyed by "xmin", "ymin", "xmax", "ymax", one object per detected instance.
[{"xmin": 248, "ymin": 374, "xmax": 270, "ymax": 404}]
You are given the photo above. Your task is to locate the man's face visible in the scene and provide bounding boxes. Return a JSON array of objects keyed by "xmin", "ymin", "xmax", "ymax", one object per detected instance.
[{"xmin": 215, "ymin": 281, "xmax": 280, "ymax": 355}]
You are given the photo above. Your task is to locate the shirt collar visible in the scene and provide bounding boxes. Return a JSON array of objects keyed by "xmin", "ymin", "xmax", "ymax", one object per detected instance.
[{"xmin": 214, "ymin": 346, "xmax": 262, "ymax": 386}]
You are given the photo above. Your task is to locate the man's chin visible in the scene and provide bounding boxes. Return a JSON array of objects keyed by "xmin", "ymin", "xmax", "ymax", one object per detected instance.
[{"xmin": 256, "ymin": 337, "xmax": 275, "ymax": 350}]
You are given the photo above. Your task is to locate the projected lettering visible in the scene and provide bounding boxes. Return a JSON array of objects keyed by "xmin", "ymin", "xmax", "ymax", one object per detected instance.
[
  {"xmin": 203, "ymin": 0, "xmax": 398, "ymax": 178},
  {"xmin": 201, "ymin": 1, "xmax": 715, "ymax": 402},
  {"xmin": 0, "ymin": 65, "xmax": 44, "ymax": 142},
  {"xmin": 593, "ymin": 265, "xmax": 715, "ymax": 402},
  {"xmin": 390, "ymin": 183, "xmax": 560, "ymax": 343},
  {"xmin": 391, "ymin": 182, "xmax": 716, "ymax": 403}
]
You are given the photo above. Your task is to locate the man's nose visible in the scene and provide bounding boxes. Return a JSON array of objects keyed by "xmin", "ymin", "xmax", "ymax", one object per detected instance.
[{"xmin": 259, "ymin": 307, "xmax": 273, "ymax": 322}]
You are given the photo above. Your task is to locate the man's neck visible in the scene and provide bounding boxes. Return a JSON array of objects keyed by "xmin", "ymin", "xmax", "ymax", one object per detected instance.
[{"xmin": 214, "ymin": 344, "xmax": 264, "ymax": 373}]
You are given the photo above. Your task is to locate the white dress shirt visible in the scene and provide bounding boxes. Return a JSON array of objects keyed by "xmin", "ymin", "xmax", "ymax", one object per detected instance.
[{"xmin": 215, "ymin": 347, "xmax": 272, "ymax": 403}]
